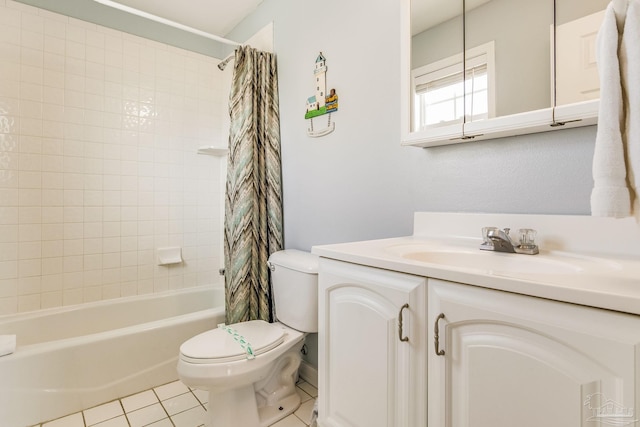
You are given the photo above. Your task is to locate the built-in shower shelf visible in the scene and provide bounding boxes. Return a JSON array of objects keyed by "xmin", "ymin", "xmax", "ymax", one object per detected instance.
[{"xmin": 197, "ymin": 146, "xmax": 228, "ymax": 156}]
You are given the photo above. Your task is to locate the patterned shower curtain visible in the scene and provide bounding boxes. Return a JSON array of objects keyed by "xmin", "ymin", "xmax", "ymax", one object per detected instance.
[{"xmin": 224, "ymin": 46, "xmax": 284, "ymax": 325}]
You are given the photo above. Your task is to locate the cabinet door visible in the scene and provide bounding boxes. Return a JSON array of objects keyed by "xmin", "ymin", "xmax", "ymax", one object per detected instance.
[
  {"xmin": 428, "ymin": 279, "xmax": 640, "ymax": 427},
  {"xmin": 318, "ymin": 259, "xmax": 426, "ymax": 427}
]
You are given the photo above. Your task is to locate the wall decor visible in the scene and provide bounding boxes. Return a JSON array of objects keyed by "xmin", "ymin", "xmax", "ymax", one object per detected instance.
[{"xmin": 305, "ymin": 52, "xmax": 338, "ymax": 137}]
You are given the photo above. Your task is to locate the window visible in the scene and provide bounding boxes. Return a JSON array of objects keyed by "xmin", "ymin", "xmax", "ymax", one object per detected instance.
[{"xmin": 412, "ymin": 41, "xmax": 495, "ymax": 132}]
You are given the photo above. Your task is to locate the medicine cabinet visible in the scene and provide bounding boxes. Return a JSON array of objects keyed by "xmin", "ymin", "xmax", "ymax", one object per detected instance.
[{"xmin": 402, "ymin": 0, "xmax": 609, "ymax": 148}]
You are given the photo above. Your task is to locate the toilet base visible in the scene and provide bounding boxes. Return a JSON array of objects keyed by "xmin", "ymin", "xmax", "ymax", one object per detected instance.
[
  {"xmin": 204, "ymin": 347, "xmax": 303, "ymax": 427},
  {"xmin": 206, "ymin": 387, "xmax": 301, "ymax": 427},
  {"xmin": 208, "ymin": 385, "xmax": 260, "ymax": 426},
  {"xmin": 257, "ymin": 392, "xmax": 301, "ymax": 426}
]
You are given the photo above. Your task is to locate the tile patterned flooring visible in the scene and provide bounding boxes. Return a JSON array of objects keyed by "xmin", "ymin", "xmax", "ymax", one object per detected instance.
[{"xmin": 32, "ymin": 379, "xmax": 318, "ymax": 427}]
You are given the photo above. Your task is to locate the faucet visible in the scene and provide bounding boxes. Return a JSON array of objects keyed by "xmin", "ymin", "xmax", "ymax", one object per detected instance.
[
  {"xmin": 487, "ymin": 228, "xmax": 516, "ymax": 253},
  {"xmin": 480, "ymin": 227, "xmax": 539, "ymax": 255}
]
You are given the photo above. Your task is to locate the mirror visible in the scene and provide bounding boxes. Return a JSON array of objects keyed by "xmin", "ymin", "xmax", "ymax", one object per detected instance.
[
  {"xmin": 410, "ymin": 0, "xmax": 464, "ymax": 133},
  {"xmin": 464, "ymin": 0, "xmax": 554, "ymax": 122},
  {"xmin": 403, "ymin": 0, "xmax": 606, "ymax": 147},
  {"xmin": 555, "ymin": 0, "xmax": 610, "ymax": 107}
]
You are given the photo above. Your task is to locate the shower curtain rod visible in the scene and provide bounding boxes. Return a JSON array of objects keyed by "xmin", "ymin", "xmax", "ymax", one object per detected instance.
[
  {"xmin": 92, "ymin": 0, "xmax": 242, "ymax": 47},
  {"xmin": 217, "ymin": 53, "xmax": 234, "ymax": 71}
]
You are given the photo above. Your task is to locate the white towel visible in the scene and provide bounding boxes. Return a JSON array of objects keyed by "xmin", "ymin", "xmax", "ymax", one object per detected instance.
[
  {"xmin": 0, "ymin": 335, "xmax": 16, "ymax": 357},
  {"xmin": 622, "ymin": 0, "xmax": 640, "ymax": 221},
  {"xmin": 591, "ymin": 3, "xmax": 632, "ymax": 217},
  {"xmin": 614, "ymin": 0, "xmax": 629, "ymax": 28}
]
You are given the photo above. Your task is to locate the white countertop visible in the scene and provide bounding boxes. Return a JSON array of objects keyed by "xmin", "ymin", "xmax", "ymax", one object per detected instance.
[{"xmin": 312, "ymin": 213, "xmax": 640, "ymax": 316}]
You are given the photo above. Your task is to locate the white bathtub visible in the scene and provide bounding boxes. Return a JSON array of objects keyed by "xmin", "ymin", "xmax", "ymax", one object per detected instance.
[{"xmin": 0, "ymin": 286, "xmax": 225, "ymax": 427}]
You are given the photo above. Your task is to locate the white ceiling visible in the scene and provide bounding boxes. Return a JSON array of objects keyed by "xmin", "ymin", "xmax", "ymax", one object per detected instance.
[{"xmin": 105, "ymin": 0, "xmax": 263, "ymax": 37}]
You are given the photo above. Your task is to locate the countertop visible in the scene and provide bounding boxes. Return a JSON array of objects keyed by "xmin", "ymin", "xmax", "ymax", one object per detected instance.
[{"xmin": 311, "ymin": 213, "xmax": 640, "ymax": 317}]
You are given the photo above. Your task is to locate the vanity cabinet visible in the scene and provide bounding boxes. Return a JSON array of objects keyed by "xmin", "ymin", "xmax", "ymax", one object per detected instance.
[
  {"xmin": 318, "ymin": 259, "xmax": 640, "ymax": 427},
  {"xmin": 428, "ymin": 279, "xmax": 640, "ymax": 427},
  {"xmin": 317, "ymin": 259, "xmax": 427, "ymax": 427}
]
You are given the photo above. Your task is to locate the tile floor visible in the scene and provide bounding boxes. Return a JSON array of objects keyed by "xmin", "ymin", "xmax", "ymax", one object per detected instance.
[{"xmin": 31, "ymin": 379, "xmax": 318, "ymax": 427}]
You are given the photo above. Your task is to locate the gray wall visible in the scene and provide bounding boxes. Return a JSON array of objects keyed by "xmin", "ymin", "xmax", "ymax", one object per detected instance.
[{"xmin": 228, "ymin": 0, "xmax": 596, "ymax": 368}]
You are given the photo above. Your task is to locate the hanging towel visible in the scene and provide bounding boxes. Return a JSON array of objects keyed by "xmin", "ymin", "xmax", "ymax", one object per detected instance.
[
  {"xmin": 0, "ymin": 335, "xmax": 16, "ymax": 357},
  {"xmin": 621, "ymin": 0, "xmax": 640, "ymax": 220},
  {"xmin": 591, "ymin": 2, "xmax": 632, "ymax": 217},
  {"xmin": 614, "ymin": 0, "xmax": 629, "ymax": 28}
]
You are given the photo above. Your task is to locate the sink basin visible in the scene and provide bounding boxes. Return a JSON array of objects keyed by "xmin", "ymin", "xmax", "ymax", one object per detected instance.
[
  {"xmin": 382, "ymin": 240, "xmax": 631, "ymax": 279},
  {"xmin": 401, "ymin": 249, "xmax": 584, "ymax": 275}
]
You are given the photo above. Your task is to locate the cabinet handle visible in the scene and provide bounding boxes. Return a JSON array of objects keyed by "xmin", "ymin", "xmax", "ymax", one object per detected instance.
[
  {"xmin": 434, "ymin": 313, "xmax": 445, "ymax": 356},
  {"xmin": 398, "ymin": 303, "xmax": 410, "ymax": 342}
]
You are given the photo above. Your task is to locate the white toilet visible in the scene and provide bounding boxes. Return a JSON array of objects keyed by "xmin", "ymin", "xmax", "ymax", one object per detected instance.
[{"xmin": 177, "ymin": 249, "xmax": 319, "ymax": 427}]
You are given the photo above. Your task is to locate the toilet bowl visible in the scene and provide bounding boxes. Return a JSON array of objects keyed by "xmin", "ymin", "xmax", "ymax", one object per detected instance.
[{"xmin": 177, "ymin": 250, "xmax": 319, "ymax": 427}]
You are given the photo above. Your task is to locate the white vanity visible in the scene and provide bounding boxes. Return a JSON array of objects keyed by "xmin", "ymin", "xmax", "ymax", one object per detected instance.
[{"xmin": 312, "ymin": 212, "xmax": 640, "ymax": 427}]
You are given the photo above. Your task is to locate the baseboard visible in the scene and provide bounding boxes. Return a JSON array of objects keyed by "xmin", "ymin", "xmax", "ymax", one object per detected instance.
[{"xmin": 298, "ymin": 360, "xmax": 318, "ymax": 389}]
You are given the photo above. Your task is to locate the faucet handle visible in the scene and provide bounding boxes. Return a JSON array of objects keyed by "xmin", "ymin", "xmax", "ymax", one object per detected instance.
[
  {"xmin": 480, "ymin": 226, "xmax": 498, "ymax": 251},
  {"xmin": 517, "ymin": 228, "xmax": 537, "ymax": 248},
  {"xmin": 514, "ymin": 228, "xmax": 539, "ymax": 254}
]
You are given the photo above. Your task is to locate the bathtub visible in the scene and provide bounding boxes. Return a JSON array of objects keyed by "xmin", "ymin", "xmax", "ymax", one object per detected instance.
[{"xmin": 0, "ymin": 285, "xmax": 225, "ymax": 427}]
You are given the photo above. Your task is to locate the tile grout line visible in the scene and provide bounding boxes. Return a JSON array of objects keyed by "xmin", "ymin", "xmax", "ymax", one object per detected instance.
[
  {"xmin": 117, "ymin": 398, "xmax": 132, "ymax": 427},
  {"xmin": 151, "ymin": 387, "xmax": 176, "ymax": 427},
  {"xmin": 189, "ymin": 388, "xmax": 208, "ymax": 412},
  {"xmin": 39, "ymin": 380, "xmax": 318, "ymax": 427}
]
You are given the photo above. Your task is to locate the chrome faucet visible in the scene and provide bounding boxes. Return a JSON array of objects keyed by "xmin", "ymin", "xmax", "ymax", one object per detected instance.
[
  {"xmin": 487, "ymin": 228, "xmax": 516, "ymax": 252},
  {"xmin": 480, "ymin": 227, "xmax": 539, "ymax": 255}
]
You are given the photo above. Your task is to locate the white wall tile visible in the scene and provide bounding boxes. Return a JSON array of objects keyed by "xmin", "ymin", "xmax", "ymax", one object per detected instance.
[
  {"xmin": 63, "ymin": 288, "xmax": 82, "ymax": 306},
  {"xmin": 63, "ymin": 206, "xmax": 83, "ymax": 222},
  {"xmin": 83, "ymin": 237, "xmax": 102, "ymax": 255},
  {"xmin": 19, "ymin": 241, "xmax": 41, "ymax": 259},
  {"xmin": 18, "ymin": 258, "xmax": 41, "ymax": 277},
  {"xmin": 0, "ymin": 225, "xmax": 18, "ymax": 242},
  {"xmin": 42, "ymin": 257, "xmax": 62, "ymax": 275},
  {"xmin": 17, "ymin": 293, "xmax": 40, "ymax": 312},
  {"xmin": 41, "ymin": 239, "xmax": 62, "ymax": 257},
  {"xmin": 41, "ymin": 272, "xmax": 62, "ymax": 292},
  {"xmin": 41, "ymin": 290, "xmax": 62, "ymax": 308},
  {"xmin": 19, "ymin": 206, "xmax": 41, "ymax": 223},
  {"xmin": 0, "ymin": 243, "xmax": 17, "ymax": 261},
  {"xmin": 63, "ymin": 256, "xmax": 82, "ymax": 274},
  {"xmin": 0, "ymin": 1, "xmax": 225, "ymax": 312}
]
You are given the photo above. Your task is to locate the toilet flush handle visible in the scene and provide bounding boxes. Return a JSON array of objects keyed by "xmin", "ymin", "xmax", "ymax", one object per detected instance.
[{"xmin": 267, "ymin": 261, "xmax": 276, "ymax": 272}]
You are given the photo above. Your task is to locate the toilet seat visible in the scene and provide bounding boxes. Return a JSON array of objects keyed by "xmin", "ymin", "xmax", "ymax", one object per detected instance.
[{"xmin": 180, "ymin": 320, "xmax": 285, "ymax": 364}]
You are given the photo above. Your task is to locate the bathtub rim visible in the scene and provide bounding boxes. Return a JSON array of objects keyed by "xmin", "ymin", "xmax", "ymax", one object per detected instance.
[{"xmin": 0, "ymin": 284, "xmax": 224, "ymax": 324}]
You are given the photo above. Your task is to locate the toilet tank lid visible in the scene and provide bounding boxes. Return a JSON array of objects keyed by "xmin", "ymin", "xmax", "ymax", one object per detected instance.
[{"xmin": 268, "ymin": 249, "xmax": 319, "ymax": 273}]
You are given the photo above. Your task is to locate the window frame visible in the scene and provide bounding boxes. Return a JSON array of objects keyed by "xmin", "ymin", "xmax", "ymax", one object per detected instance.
[{"xmin": 411, "ymin": 41, "xmax": 496, "ymax": 132}]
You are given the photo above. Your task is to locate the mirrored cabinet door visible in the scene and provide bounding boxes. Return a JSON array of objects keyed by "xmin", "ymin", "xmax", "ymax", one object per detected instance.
[
  {"xmin": 464, "ymin": 0, "xmax": 554, "ymax": 122},
  {"xmin": 555, "ymin": 0, "xmax": 609, "ymax": 107},
  {"xmin": 408, "ymin": 0, "xmax": 464, "ymax": 142},
  {"xmin": 401, "ymin": 0, "xmax": 601, "ymax": 148}
]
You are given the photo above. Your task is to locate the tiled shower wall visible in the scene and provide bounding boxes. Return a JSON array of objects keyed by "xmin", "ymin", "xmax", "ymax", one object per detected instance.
[{"xmin": 0, "ymin": 0, "xmax": 227, "ymax": 315}]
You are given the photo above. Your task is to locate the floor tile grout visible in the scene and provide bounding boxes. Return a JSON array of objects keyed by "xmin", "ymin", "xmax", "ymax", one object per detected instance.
[
  {"xmin": 37, "ymin": 379, "xmax": 316, "ymax": 427},
  {"xmin": 152, "ymin": 387, "xmax": 174, "ymax": 427}
]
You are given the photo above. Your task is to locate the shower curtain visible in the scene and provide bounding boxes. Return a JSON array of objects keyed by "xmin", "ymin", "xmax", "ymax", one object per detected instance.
[{"xmin": 224, "ymin": 46, "xmax": 284, "ymax": 325}]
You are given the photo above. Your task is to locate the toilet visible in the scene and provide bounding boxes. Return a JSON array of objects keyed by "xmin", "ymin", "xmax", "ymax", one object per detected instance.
[{"xmin": 177, "ymin": 249, "xmax": 319, "ymax": 427}]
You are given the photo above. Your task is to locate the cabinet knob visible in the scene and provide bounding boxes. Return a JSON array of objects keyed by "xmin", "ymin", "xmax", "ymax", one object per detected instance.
[
  {"xmin": 434, "ymin": 313, "xmax": 445, "ymax": 356},
  {"xmin": 398, "ymin": 303, "xmax": 410, "ymax": 342}
]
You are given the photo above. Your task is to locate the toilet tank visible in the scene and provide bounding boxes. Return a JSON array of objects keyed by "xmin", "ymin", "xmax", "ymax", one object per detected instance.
[{"xmin": 268, "ymin": 250, "xmax": 319, "ymax": 333}]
